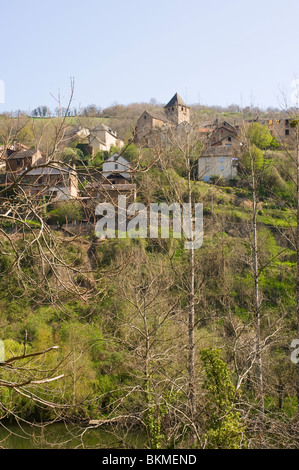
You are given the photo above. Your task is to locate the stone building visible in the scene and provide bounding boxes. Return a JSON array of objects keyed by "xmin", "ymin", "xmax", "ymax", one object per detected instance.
[
  {"xmin": 198, "ymin": 120, "xmax": 239, "ymax": 182},
  {"xmin": 20, "ymin": 164, "xmax": 78, "ymax": 200},
  {"xmin": 135, "ymin": 93, "xmax": 190, "ymax": 146},
  {"xmin": 88, "ymin": 124, "xmax": 124, "ymax": 153},
  {"xmin": 84, "ymin": 154, "xmax": 136, "ymax": 204},
  {"xmin": 210, "ymin": 121, "xmax": 238, "ymax": 147},
  {"xmin": 164, "ymin": 93, "xmax": 190, "ymax": 125},
  {"xmin": 266, "ymin": 117, "xmax": 295, "ymax": 141},
  {"xmin": 198, "ymin": 147, "xmax": 238, "ymax": 182},
  {"xmin": 6, "ymin": 147, "xmax": 43, "ymax": 178},
  {"xmin": 62, "ymin": 123, "xmax": 124, "ymax": 154}
]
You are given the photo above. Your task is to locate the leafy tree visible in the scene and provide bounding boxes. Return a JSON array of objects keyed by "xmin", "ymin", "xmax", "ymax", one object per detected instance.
[
  {"xmin": 91, "ymin": 150, "xmax": 104, "ymax": 167},
  {"xmin": 243, "ymin": 144, "xmax": 264, "ymax": 171},
  {"xmin": 247, "ymin": 122, "xmax": 273, "ymax": 149},
  {"xmin": 201, "ymin": 349, "xmax": 246, "ymax": 449},
  {"xmin": 122, "ymin": 143, "xmax": 139, "ymax": 162},
  {"xmin": 61, "ymin": 147, "xmax": 84, "ymax": 164}
]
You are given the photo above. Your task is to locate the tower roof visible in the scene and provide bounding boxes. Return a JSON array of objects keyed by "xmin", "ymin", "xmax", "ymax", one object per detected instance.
[{"xmin": 164, "ymin": 93, "xmax": 189, "ymax": 109}]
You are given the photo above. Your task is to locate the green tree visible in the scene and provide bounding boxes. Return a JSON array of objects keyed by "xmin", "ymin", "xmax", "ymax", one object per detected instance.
[
  {"xmin": 201, "ymin": 349, "xmax": 246, "ymax": 449},
  {"xmin": 247, "ymin": 122, "xmax": 273, "ymax": 149},
  {"xmin": 61, "ymin": 147, "xmax": 84, "ymax": 164},
  {"xmin": 243, "ymin": 144, "xmax": 264, "ymax": 171}
]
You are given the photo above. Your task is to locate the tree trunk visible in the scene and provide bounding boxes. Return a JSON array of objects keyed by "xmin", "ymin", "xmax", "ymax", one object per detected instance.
[
  {"xmin": 187, "ymin": 152, "xmax": 196, "ymax": 444},
  {"xmin": 249, "ymin": 147, "xmax": 265, "ymax": 427},
  {"xmin": 296, "ymin": 141, "xmax": 299, "ymax": 417}
]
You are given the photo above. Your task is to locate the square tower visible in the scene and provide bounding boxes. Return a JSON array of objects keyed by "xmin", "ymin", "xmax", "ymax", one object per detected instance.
[{"xmin": 164, "ymin": 93, "xmax": 190, "ymax": 125}]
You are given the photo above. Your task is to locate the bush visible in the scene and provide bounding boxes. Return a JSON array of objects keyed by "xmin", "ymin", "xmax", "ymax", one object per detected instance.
[{"xmin": 47, "ymin": 202, "xmax": 83, "ymax": 225}]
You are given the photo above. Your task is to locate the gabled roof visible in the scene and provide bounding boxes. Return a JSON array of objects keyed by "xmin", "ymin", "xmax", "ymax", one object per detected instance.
[
  {"xmin": 164, "ymin": 93, "xmax": 189, "ymax": 109},
  {"xmin": 92, "ymin": 123, "xmax": 118, "ymax": 138},
  {"xmin": 23, "ymin": 164, "xmax": 76, "ymax": 176},
  {"xmin": 106, "ymin": 153, "xmax": 129, "ymax": 164},
  {"xmin": 139, "ymin": 110, "xmax": 172, "ymax": 124},
  {"xmin": 7, "ymin": 149, "xmax": 38, "ymax": 160},
  {"xmin": 216, "ymin": 121, "xmax": 237, "ymax": 133}
]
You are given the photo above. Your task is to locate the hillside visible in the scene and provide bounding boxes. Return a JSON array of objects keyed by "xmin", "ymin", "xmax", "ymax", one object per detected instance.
[{"xmin": 1, "ymin": 121, "xmax": 299, "ymax": 449}]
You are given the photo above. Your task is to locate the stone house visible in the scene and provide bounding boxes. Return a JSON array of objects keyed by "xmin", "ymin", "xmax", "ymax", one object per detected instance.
[
  {"xmin": 6, "ymin": 148, "xmax": 43, "ymax": 178},
  {"xmin": 62, "ymin": 123, "xmax": 124, "ymax": 155},
  {"xmin": 210, "ymin": 121, "xmax": 238, "ymax": 148},
  {"xmin": 88, "ymin": 124, "xmax": 124, "ymax": 153},
  {"xmin": 20, "ymin": 164, "xmax": 78, "ymax": 200},
  {"xmin": 266, "ymin": 118, "xmax": 295, "ymax": 141},
  {"xmin": 84, "ymin": 154, "xmax": 136, "ymax": 204},
  {"xmin": 198, "ymin": 147, "xmax": 238, "ymax": 182},
  {"xmin": 198, "ymin": 121, "xmax": 239, "ymax": 182}
]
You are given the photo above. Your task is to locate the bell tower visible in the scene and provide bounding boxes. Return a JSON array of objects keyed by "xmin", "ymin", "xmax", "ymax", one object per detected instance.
[{"xmin": 164, "ymin": 93, "xmax": 190, "ymax": 125}]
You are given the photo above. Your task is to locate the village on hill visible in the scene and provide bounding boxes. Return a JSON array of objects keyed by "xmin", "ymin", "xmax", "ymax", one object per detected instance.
[{"xmin": 0, "ymin": 92, "xmax": 294, "ymax": 222}]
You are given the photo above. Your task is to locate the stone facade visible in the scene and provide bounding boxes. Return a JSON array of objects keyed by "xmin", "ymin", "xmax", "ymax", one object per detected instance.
[
  {"xmin": 266, "ymin": 118, "xmax": 295, "ymax": 142},
  {"xmin": 88, "ymin": 124, "xmax": 124, "ymax": 153},
  {"xmin": 198, "ymin": 146, "xmax": 238, "ymax": 182},
  {"xmin": 84, "ymin": 153, "xmax": 136, "ymax": 205},
  {"xmin": 164, "ymin": 93, "xmax": 190, "ymax": 125},
  {"xmin": 21, "ymin": 164, "xmax": 78, "ymax": 200},
  {"xmin": 6, "ymin": 149, "xmax": 43, "ymax": 176},
  {"xmin": 198, "ymin": 121, "xmax": 239, "ymax": 182},
  {"xmin": 135, "ymin": 93, "xmax": 190, "ymax": 146}
]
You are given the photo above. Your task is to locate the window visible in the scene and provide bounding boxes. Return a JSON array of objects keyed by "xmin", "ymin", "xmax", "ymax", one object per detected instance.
[
  {"xmin": 220, "ymin": 157, "xmax": 225, "ymax": 163},
  {"xmin": 16, "ymin": 159, "xmax": 21, "ymax": 167},
  {"xmin": 206, "ymin": 166, "xmax": 210, "ymax": 173},
  {"xmin": 221, "ymin": 166, "xmax": 225, "ymax": 172},
  {"xmin": 285, "ymin": 129, "xmax": 290, "ymax": 136},
  {"xmin": 285, "ymin": 119, "xmax": 289, "ymax": 126},
  {"xmin": 144, "ymin": 115, "xmax": 146, "ymax": 119},
  {"xmin": 206, "ymin": 157, "xmax": 210, "ymax": 163},
  {"xmin": 115, "ymin": 163, "xmax": 119, "ymax": 169},
  {"xmin": 228, "ymin": 136, "xmax": 232, "ymax": 142}
]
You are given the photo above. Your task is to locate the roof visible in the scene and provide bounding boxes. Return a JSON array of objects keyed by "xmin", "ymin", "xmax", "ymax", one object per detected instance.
[
  {"xmin": 86, "ymin": 181, "xmax": 135, "ymax": 190},
  {"xmin": 203, "ymin": 146, "xmax": 233, "ymax": 157},
  {"xmin": 93, "ymin": 123, "xmax": 115, "ymax": 134},
  {"xmin": 105, "ymin": 153, "xmax": 130, "ymax": 164},
  {"xmin": 7, "ymin": 149, "xmax": 38, "ymax": 160},
  {"xmin": 164, "ymin": 93, "xmax": 189, "ymax": 109},
  {"xmin": 139, "ymin": 110, "xmax": 172, "ymax": 125},
  {"xmin": 91, "ymin": 123, "xmax": 121, "ymax": 140},
  {"xmin": 198, "ymin": 128, "xmax": 214, "ymax": 133},
  {"xmin": 22, "ymin": 164, "xmax": 76, "ymax": 176},
  {"xmin": 215, "ymin": 121, "xmax": 238, "ymax": 133}
]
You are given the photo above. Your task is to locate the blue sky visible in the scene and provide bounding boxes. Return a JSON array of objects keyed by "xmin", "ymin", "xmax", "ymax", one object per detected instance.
[{"xmin": 0, "ymin": 0, "xmax": 298, "ymax": 112}]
